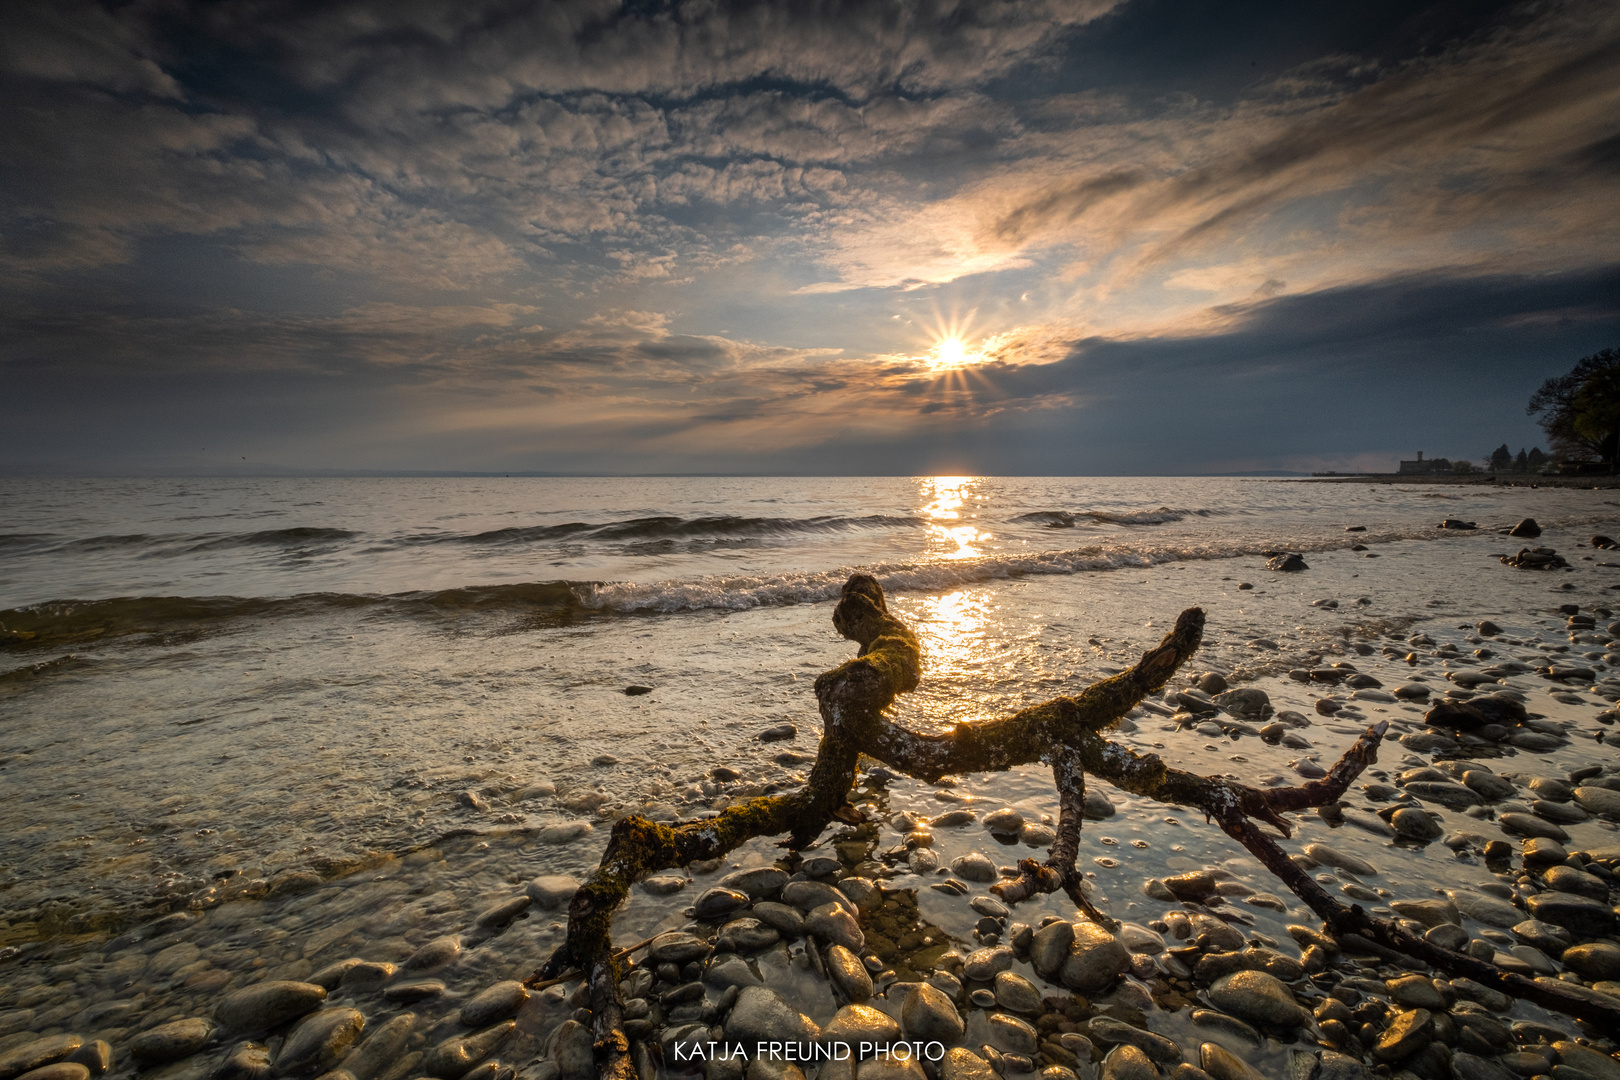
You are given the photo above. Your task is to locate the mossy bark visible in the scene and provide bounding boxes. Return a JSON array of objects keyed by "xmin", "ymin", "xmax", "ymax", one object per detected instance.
[{"xmin": 538, "ymin": 573, "xmax": 1620, "ymax": 1078}]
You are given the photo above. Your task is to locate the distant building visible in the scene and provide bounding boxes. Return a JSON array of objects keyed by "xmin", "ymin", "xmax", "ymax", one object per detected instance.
[{"xmin": 1397, "ymin": 451, "xmax": 1451, "ymax": 475}]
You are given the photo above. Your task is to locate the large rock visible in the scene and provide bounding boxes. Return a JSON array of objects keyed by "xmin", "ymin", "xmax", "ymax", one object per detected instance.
[
  {"xmin": 1207, "ymin": 971, "xmax": 1307, "ymax": 1029},
  {"xmin": 899, "ymin": 983, "xmax": 964, "ymax": 1043},
  {"xmin": 1059, "ymin": 924, "xmax": 1131, "ymax": 994},
  {"xmin": 214, "ymin": 983, "xmax": 328, "ymax": 1035}
]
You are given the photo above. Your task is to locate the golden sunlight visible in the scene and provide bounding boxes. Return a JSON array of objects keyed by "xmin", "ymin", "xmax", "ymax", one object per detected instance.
[
  {"xmin": 929, "ymin": 334, "xmax": 979, "ymax": 370},
  {"xmin": 921, "ymin": 475, "xmax": 988, "ymax": 559}
]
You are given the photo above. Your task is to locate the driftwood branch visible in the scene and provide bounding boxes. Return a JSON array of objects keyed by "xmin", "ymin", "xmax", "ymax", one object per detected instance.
[{"xmin": 535, "ymin": 572, "xmax": 1620, "ymax": 1077}]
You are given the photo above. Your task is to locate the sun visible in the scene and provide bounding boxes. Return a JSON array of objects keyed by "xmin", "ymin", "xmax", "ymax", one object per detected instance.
[{"xmin": 931, "ymin": 335, "xmax": 973, "ymax": 370}]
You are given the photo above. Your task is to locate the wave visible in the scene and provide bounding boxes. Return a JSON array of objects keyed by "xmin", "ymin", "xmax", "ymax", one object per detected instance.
[
  {"xmin": 436, "ymin": 513, "xmax": 921, "ymax": 546},
  {"xmin": 1011, "ymin": 506, "xmax": 1205, "ymax": 528}
]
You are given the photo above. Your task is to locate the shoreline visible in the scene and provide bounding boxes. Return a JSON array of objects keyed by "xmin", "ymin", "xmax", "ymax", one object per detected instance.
[{"xmin": 1299, "ymin": 473, "xmax": 1620, "ymax": 490}]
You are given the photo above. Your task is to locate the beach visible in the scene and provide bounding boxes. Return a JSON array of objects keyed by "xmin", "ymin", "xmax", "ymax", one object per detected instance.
[{"xmin": 4, "ymin": 476, "xmax": 1620, "ymax": 1080}]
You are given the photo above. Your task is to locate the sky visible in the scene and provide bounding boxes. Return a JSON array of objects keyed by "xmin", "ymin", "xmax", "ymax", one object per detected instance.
[{"xmin": 2, "ymin": 0, "xmax": 1618, "ymax": 476}]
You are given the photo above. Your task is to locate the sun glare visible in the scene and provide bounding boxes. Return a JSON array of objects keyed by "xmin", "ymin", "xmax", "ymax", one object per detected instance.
[{"xmin": 931, "ymin": 335, "xmax": 973, "ymax": 369}]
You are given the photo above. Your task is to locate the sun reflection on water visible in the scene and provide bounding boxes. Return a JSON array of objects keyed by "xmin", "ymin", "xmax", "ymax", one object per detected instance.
[{"xmin": 921, "ymin": 475, "xmax": 989, "ymax": 560}]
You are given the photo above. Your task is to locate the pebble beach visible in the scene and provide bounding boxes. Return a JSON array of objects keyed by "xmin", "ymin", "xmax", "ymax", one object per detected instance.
[{"xmin": 5, "ymin": 476, "xmax": 1620, "ymax": 1080}]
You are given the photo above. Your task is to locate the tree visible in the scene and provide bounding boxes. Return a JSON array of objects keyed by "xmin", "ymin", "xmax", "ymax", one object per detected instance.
[
  {"xmin": 1528, "ymin": 446, "xmax": 1548, "ymax": 472},
  {"xmin": 1487, "ymin": 443, "xmax": 1512, "ymax": 472},
  {"xmin": 1527, "ymin": 347, "xmax": 1620, "ymax": 464},
  {"xmin": 1514, "ymin": 447, "xmax": 1529, "ymax": 472},
  {"xmin": 1453, "ymin": 459, "xmax": 1478, "ymax": 474}
]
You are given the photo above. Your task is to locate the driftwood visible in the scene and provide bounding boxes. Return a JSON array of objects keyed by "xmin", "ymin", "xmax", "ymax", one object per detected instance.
[{"xmin": 530, "ymin": 573, "xmax": 1620, "ymax": 1078}]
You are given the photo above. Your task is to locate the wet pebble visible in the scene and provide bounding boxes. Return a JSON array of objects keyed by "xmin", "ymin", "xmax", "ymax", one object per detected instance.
[
  {"xmin": 422, "ymin": 1022, "xmax": 514, "ymax": 1080},
  {"xmin": 899, "ymin": 982, "xmax": 963, "ymax": 1043},
  {"xmin": 1207, "ymin": 971, "xmax": 1307, "ymax": 1029},
  {"xmin": 130, "ymin": 1019, "xmax": 214, "ymax": 1066},
  {"xmin": 950, "ymin": 853, "xmax": 997, "ymax": 882},
  {"xmin": 275, "ymin": 1008, "xmax": 364, "ymax": 1077},
  {"xmin": 805, "ymin": 902, "xmax": 864, "ymax": 951},
  {"xmin": 825, "ymin": 944, "xmax": 873, "ymax": 1003},
  {"xmin": 1098, "ymin": 1044, "xmax": 1157, "ymax": 1080},
  {"xmin": 215, "ymin": 982, "xmax": 327, "ymax": 1035},
  {"xmin": 692, "ymin": 887, "xmax": 750, "ymax": 919},
  {"xmin": 382, "ymin": 980, "xmax": 445, "ymax": 1003}
]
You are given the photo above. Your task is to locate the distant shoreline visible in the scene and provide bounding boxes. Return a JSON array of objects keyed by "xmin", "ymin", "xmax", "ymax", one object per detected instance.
[{"xmin": 1301, "ymin": 472, "xmax": 1620, "ymax": 489}]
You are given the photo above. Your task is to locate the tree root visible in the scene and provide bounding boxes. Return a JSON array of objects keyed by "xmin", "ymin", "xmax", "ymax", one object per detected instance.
[{"xmin": 534, "ymin": 573, "xmax": 1620, "ymax": 1076}]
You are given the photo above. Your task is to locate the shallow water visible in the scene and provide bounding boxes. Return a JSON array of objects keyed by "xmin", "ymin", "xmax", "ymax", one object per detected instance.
[{"xmin": 3, "ymin": 476, "xmax": 1620, "ymax": 1077}]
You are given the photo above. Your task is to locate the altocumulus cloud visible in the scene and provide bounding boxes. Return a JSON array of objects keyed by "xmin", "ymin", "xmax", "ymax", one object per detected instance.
[{"xmin": 0, "ymin": 0, "xmax": 1617, "ymax": 473}]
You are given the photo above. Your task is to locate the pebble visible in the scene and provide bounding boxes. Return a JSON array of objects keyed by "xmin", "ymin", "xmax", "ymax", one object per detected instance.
[
  {"xmin": 1303, "ymin": 843, "xmax": 1376, "ymax": 877},
  {"xmin": 648, "ymin": 931, "xmax": 711, "ymax": 964},
  {"xmin": 214, "ymin": 1041, "xmax": 272, "ymax": 1080},
  {"xmin": 805, "ymin": 902, "xmax": 865, "ymax": 951},
  {"xmin": 1372, "ymin": 1009, "xmax": 1432, "ymax": 1063},
  {"xmin": 382, "ymin": 979, "xmax": 445, "ymax": 1003},
  {"xmin": 640, "ymin": 874, "xmax": 686, "ymax": 895},
  {"xmin": 1446, "ymin": 890, "xmax": 1523, "ymax": 928},
  {"xmin": 130, "ymin": 1019, "xmax": 214, "ymax": 1065},
  {"xmin": 1207, "ymin": 971, "xmax": 1307, "ymax": 1029},
  {"xmin": 1060, "ymin": 924, "xmax": 1131, "ymax": 993},
  {"xmin": 214, "ymin": 982, "xmax": 327, "ymax": 1034},
  {"xmin": 727, "ymin": 987, "xmax": 820, "ymax": 1044},
  {"xmin": 982, "ymin": 808, "xmax": 1026, "ymax": 834},
  {"xmin": 1525, "ymin": 891, "xmax": 1617, "ymax": 936},
  {"xmin": 1389, "ymin": 807, "xmax": 1443, "ymax": 840},
  {"xmin": 825, "ymin": 944, "xmax": 873, "ymax": 1003},
  {"xmin": 401, "ymin": 936, "xmax": 462, "ymax": 973},
  {"xmin": 950, "ymin": 853, "xmax": 997, "ymax": 882},
  {"xmin": 1384, "ymin": 975, "xmax": 1445, "ymax": 1009},
  {"xmin": 692, "ymin": 886, "xmax": 751, "ymax": 919},
  {"xmin": 524, "ymin": 875, "xmax": 580, "ymax": 908},
  {"xmin": 422, "ymin": 1022, "xmax": 515, "ymax": 1080},
  {"xmin": 1199, "ymin": 1043, "xmax": 1265, "ymax": 1080},
  {"xmin": 1576, "ymin": 785, "xmax": 1620, "ymax": 816},
  {"xmin": 1189, "ymin": 1010, "xmax": 1259, "ymax": 1047},
  {"xmin": 821, "ymin": 1005, "xmax": 900, "ymax": 1045},
  {"xmin": 717, "ymin": 867, "xmax": 790, "ymax": 898},
  {"xmin": 342, "ymin": 1014, "xmax": 416, "ymax": 1080},
  {"xmin": 1098, "ymin": 1044, "xmax": 1158, "ymax": 1080},
  {"xmin": 751, "ymin": 902, "xmax": 806, "ymax": 937},
  {"xmin": 989, "ymin": 1012, "xmax": 1039, "ymax": 1055},
  {"xmin": 459, "ymin": 982, "xmax": 528, "ymax": 1026},
  {"xmin": 940, "ymin": 1049, "xmax": 996, "ymax": 1080},
  {"xmin": 993, "ymin": 971, "xmax": 1042, "ymax": 1013},
  {"xmin": 546, "ymin": 1020, "xmax": 593, "ymax": 1080},
  {"xmin": 1030, "ymin": 920, "xmax": 1074, "ymax": 976},
  {"xmin": 900, "ymin": 982, "xmax": 964, "ymax": 1043},
  {"xmin": 1088, "ymin": 1018, "xmax": 1180, "ymax": 1065},
  {"xmin": 15, "ymin": 1067, "xmax": 89, "ymax": 1080},
  {"xmin": 964, "ymin": 945, "xmax": 1015, "ymax": 982},
  {"xmin": 275, "ymin": 1007, "xmax": 364, "ymax": 1076},
  {"xmin": 782, "ymin": 880, "xmax": 845, "ymax": 912}
]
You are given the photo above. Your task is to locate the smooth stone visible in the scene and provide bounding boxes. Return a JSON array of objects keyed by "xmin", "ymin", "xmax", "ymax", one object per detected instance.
[
  {"xmin": 16, "ymin": 1067, "xmax": 89, "ymax": 1080},
  {"xmin": 751, "ymin": 902, "xmax": 806, "ymax": 937},
  {"xmin": 1060, "ymin": 924, "xmax": 1131, "ymax": 994},
  {"xmin": 836, "ymin": 877, "xmax": 881, "ymax": 917},
  {"xmin": 727, "ymin": 988, "xmax": 819, "ymax": 1045},
  {"xmin": 1030, "ymin": 920, "xmax": 1074, "ymax": 976},
  {"xmin": 1510, "ymin": 920, "xmax": 1572, "ymax": 954},
  {"xmin": 989, "ymin": 1013, "xmax": 1039, "ymax": 1055},
  {"xmin": 1189, "ymin": 1010, "xmax": 1260, "ymax": 1048},
  {"xmin": 1541, "ymin": 865, "xmax": 1610, "ymax": 900},
  {"xmin": 1083, "ymin": 791, "xmax": 1117, "ymax": 819},
  {"xmin": 131, "ymin": 1019, "xmax": 215, "ymax": 1065},
  {"xmin": 422, "ymin": 1023, "xmax": 514, "ymax": 1080},
  {"xmin": 781, "ymin": 880, "xmax": 844, "ymax": 912},
  {"xmin": 1463, "ymin": 772, "xmax": 1517, "ymax": 801},
  {"xmin": 964, "ymin": 946, "xmax": 1015, "ymax": 982},
  {"xmin": 648, "ymin": 932, "xmax": 711, "ymax": 964},
  {"xmin": 524, "ymin": 875, "xmax": 580, "ymax": 909},
  {"xmin": 214, "ymin": 1042, "xmax": 273, "ymax": 1080},
  {"xmin": 704, "ymin": 955, "xmax": 763, "ymax": 990},
  {"xmin": 717, "ymin": 867, "xmax": 790, "ymax": 899},
  {"xmin": 473, "ymin": 895, "xmax": 531, "ymax": 929},
  {"xmin": 940, "ymin": 1049, "xmax": 996, "ymax": 1080},
  {"xmin": 215, "ymin": 983, "xmax": 328, "ymax": 1034},
  {"xmin": 716, "ymin": 917, "xmax": 781, "ymax": 953},
  {"xmin": 1199, "ymin": 1043, "xmax": 1265, "ymax": 1080},
  {"xmin": 1193, "ymin": 947, "xmax": 1303, "ymax": 984},
  {"xmin": 308, "ymin": 960, "xmax": 364, "ymax": 991},
  {"xmin": 693, "ymin": 887, "xmax": 751, "ymax": 919},
  {"xmin": 1424, "ymin": 923, "xmax": 1469, "ymax": 951},
  {"xmin": 825, "ymin": 945, "xmax": 873, "ymax": 1003},
  {"xmin": 1189, "ymin": 914, "xmax": 1244, "ymax": 953},
  {"xmin": 401, "ymin": 937, "xmax": 461, "ymax": 973},
  {"xmin": 1208, "ymin": 971, "xmax": 1307, "ymax": 1029},
  {"xmin": 1098, "ymin": 1045, "xmax": 1157, "ymax": 1080},
  {"xmin": 1164, "ymin": 871, "xmax": 1219, "ymax": 902},
  {"xmin": 340, "ymin": 1014, "xmax": 416, "ymax": 1080},
  {"xmin": 1524, "ymin": 891, "xmax": 1617, "ymax": 936},
  {"xmin": 951, "ymin": 853, "xmax": 997, "ymax": 882},
  {"xmin": 1447, "ymin": 1053, "xmax": 1515, "ymax": 1080},
  {"xmin": 1384, "ymin": 975, "xmax": 1445, "ymax": 1009},
  {"xmin": 1553, "ymin": 1041, "xmax": 1620, "ymax": 1080},
  {"xmin": 993, "ymin": 972, "xmax": 1042, "ymax": 1013},
  {"xmin": 1391, "ymin": 808, "xmax": 1443, "ymax": 841},
  {"xmin": 899, "ymin": 982, "xmax": 964, "ymax": 1043},
  {"xmin": 381, "ymin": 980, "xmax": 445, "ymax": 1003},
  {"xmin": 1562, "ymin": 941, "xmax": 1620, "ymax": 981},
  {"xmin": 1389, "ymin": 899, "xmax": 1460, "ymax": 928},
  {"xmin": 983, "ymin": 808, "xmax": 1026, "ymax": 835},
  {"xmin": 970, "ymin": 895, "xmax": 1010, "ymax": 919},
  {"xmin": 805, "ymin": 903, "xmax": 865, "ymax": 951},
  {"xmin": 547, "ymin": 1020, "xmax": 593, "ymax": 1080},
  {"xmin": 1304, "ymin": 844, "xmax": 1377, "ymax": 877},
  {"xmin": 459, "ymin": 983, "xmax": 528, "ymax": 1027},
  {"xmin": 641, "ymin": 874, "xmax": 686, "ymax": 895},
  {"xmin": 1446, "ymin": 891, "xmax": 1524, "ymax": 928},
  {"xmin": 1497, "ymin": 814, "xmax": 1568, "ymax": 842},
  {"xmin": 275, "ymin": 1009, "xmax": 364, "ymax": 1077},
  {"xmin": 62, "ymin": 1044, "xmax": 107, "ymax": 1079},
  {"xmin": 933, "ymin": 810, "xmax": 977, "ymax": 828},
  {"xmin": 1575, "ymin": 786, "xmax": 1620, "ymax": 816},
  {"xmin": 1405, "ymin": 781, "xmax": 1482, "ymax": 809},
  {"xmin": 1088, "ymin": 1018, "xmax": 1179, "ymax": 1065},
  {"xmin": 821, "ymin": 1005, "xmax": 899, "ymax": 1045},
  {"xmin": 338, "ymin": 962, "xmax": 395, "ymax": 989},
  {"xmin": 1372, "ymin": 1009, "xmax": 1432, "ymax": 1063},
  {"xmin": 1520, "ymin": 837, "xmax": 1569, "ymax": 868}
]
